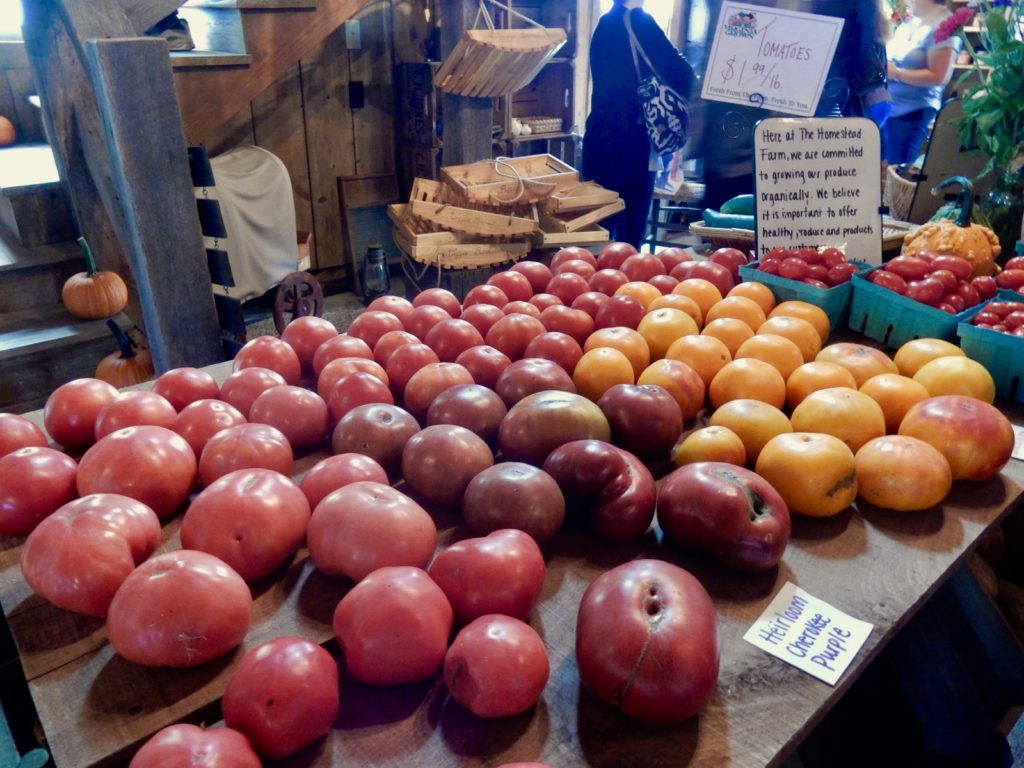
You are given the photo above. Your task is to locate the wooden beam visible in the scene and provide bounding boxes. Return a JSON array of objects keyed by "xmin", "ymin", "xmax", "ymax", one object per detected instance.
[
  {"xmin": 85, "ymin": 37, "xmax": 222, "ymax": 371},
  {"xmin": 439, "ymin": 0, "xmax": 492, "ymax": 166},
  {"xmin": 121, "ymin": 0, "xmax": 186, "ymax": 36},
  {"xmin": 174, "ymin": 0, "xmax": 374, "ymax": 145}
]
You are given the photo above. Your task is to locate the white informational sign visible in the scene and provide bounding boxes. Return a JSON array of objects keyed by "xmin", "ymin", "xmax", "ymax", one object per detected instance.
[
  {"xmin": 1012, "ymin": 425, "xmax": 1024, "ymax": 461},
  {"xmin": 754, "ymin": 117, "xmax": 883, "ymax": 264},
  {"xmin": 743, "ymin": 582, "xmax": 874, "ymax": 686},
  {"xmin": 700, "ymin": 4, "xmax": 845, "ymax": 117}
]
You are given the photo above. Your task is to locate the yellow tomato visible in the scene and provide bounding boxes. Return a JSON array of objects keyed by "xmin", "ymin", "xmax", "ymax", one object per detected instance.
[
  {"xmin": 671, "ymin": 425, "xmax": 747, "ymax": 467},
  {"xmin": 785, "ymin": 361, "xmax": 859, "ymax": 410},
  {"xmin": 709, "ymin": 358, "xmax": 787, "ymax": 410},
  {"xmin": 708, "ymin": 398, "xmax": 792, "ymax": 464},
  {"xmin": 755, "ymin": 432, "xmax": 857, "ymax": 517},
  {"xmin": 789, "ymin": 386, "xmax": 886, "ymax": 453},
  {"xmin": 815, "ymin": 342, "xmax": 898, "ymax": 387},
  {"xmin": 636, "ymin": 307, "xmax": 699, "ymax": 360},
  {"xmin": 665, "ymin": 334, "xmax": 732, "ymax": 388},
  {"xmin": 912, "ymin": 356, "xmax": 996, "ymax": 404},
  {"xmin": 893, "ymin": 337, "xmax": 965, "ymax": 378},
  {"xmin": 858, "ymin": 373, "xmax": 931, "ymax": 433},
  {"xmin": 572, "ymin": 347, "xmax": 634, "ymax": 401},
  {"xmin": 854, "ymin": 435, "xmax": 952, "ymax": 511}
]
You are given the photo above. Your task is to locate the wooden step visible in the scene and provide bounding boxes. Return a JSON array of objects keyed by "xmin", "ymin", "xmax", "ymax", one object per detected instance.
[
  {"xmin": 0, "ymin": 227, "xmax": 83, "ymax": 314},
  {"xmin": 0, "ymin": 307, "xmax": 133, "ymax": 414},
  {"xmin": 0, "ymin": 143, "xmax": 74, "ymax": 247}
]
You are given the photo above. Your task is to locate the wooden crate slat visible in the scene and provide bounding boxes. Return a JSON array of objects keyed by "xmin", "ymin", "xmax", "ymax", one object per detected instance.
[
  {"xmin": 409, "ymin": 199, "xmax": 538, "ymax": 237},
  {"xmin": 541, "ymin": 198, "xmax": 625, "ymax": 233}
]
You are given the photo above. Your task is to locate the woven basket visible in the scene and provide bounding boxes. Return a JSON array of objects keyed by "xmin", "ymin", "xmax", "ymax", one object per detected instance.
[{"xmin": 885, "ymin": 164, "xmax": 917, "ymax": 223}]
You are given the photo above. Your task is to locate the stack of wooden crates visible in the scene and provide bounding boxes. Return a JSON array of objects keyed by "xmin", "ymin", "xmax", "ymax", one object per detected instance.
[{"xmin": 388, "ymin": 154, "xmax": 624, "ymax": 273}]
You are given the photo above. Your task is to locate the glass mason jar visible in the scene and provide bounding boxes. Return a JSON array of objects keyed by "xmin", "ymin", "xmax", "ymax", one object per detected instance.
[{"xmin": 360, "ymin": 244, "xmax": 390, "ymax": 304}]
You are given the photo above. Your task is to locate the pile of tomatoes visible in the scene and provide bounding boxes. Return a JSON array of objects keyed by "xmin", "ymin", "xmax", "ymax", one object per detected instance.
[
  {"xmin": 0, "ymin": 239, "xmax": 1016, "ymax": 765},
  {"xmin": 864, "ymin": 253, "xmax": 998, "ymax": 313},
  {"xmin": 753, "ymin": 245, "xmax": 861, "ymax": 288}
]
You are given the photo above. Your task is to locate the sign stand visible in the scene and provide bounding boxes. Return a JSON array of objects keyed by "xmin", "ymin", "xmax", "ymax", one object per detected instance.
[{"xmin": 753, "ymin": 116, "xmax": 884, "ymax": 265}]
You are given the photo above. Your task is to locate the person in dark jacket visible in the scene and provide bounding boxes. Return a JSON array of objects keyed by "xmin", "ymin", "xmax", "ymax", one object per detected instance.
[{"xmin": 582, "ymin": 0, "xmax": 693, "ymax": 247}]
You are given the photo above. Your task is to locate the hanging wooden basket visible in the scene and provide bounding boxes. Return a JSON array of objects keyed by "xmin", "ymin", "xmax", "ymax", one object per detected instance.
[{"xmin": 434, "ymin": 4, "xmax": 566, "ymax": 99}]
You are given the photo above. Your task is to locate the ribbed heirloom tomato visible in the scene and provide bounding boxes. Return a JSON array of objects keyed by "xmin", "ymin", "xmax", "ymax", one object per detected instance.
[{"xmin": 756, "ymin": 432, "xmax": 858, "ymax": 517}]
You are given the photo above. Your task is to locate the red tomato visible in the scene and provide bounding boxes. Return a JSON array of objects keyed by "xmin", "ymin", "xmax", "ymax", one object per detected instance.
[
  {"xmin": 233, "ymin": 335, "xmax": 301, "ymax": 385},
  {"xmin": 0, "ymin": 446, "xmax": 78, "ymax": 536},
  {"xmin": 428, "ymin": 529, "xmax": 546, "ymax": 626},
  {"xmin": 307, "ymin": 481, "xmax": 436, "ymax": 581},
  {"xmin": 372, "ymin": 329, "xmax": 419, "ymax": 368},
  {"xmin": 539, "ymin": 305, "xmax": 594, "ymax": 345},
  {"xmin": 198, "ymin": 423, "xmax": 293, "ymax": 487},
  {"xmin": 43, "ymin": 377, "xmax": 118, "ymax": 449},
  {"xmin": 249, "ymin": 384, "xmax": 329, "ymax": 448},
  {"xmin": 401, "ymin": 424, "xmax": 495, "ymax": 508},
  {"xmin": 867, "ymin": 268, "xmax": 908, "ymax": 294},
  {"xmin": 551, "ymin": 246, "xmax": 597, "ymax": 271},
  {"xmin": 487, "ymin": 269, "xmax": 534, "ymax": 303},
  {"xmin": 346, "ymin": 310, "xmax": 404, "ymax": 349},
  {"xmin": 366, "ymin": 294, "xmax": 415, "ymax": 326},
  {"xmin": 462, "ymin": 461, "xmax": 566, "ymax": 543},
  {"xmin": 503, "ymin": 300, "xmax": 543, "ymax": 319},
  {"xmin": 527, "ymin": 292, "xmax": 563, "ymax": 312},
  {"xmin": 181, "ymin": 468, "xmax": 310, "ymax": 582},
  {"xmin": 884, "ymin": 256, "xmax": 932, "ymax": 281},
  {"xmin": 928, "ymin": 268, "xmax": 958, "ymax": 292},
  {"xmin": 463, "ymin": 283, "xmax": 510, "ymax": 308},
  {"xmin": 510, "ymin": 260, "xmax": 554, "ymax": 293},
  {"xmin": 486, "ymin": 313, "xmax": 548, "ymax": 361},
  {"xmin": 222, "ymin": 636, "xmax": 339, "ymax": 759},
  {"xmin": 94, "ymin": 390, "xmax": 178, "ymax": 439},
  {"xmin": 459, "ymin": 302, "xmax": 506, "ymax": 338},
  {"xmin": 996, "ymin": 269, "xmax": 1024, "ymax": 290},
  {"xmin": 311, "ymin": 334, "xmax": 374, "ymax": 377},
  {"xmin": 424, "ymin": 317, "xmax": 486, "ymax": 362},
  {"xmin": 317, "ymin": 357, "xmax": 389, "ymax": 400},
  {"xmin": 412, "ymin": 287, "xmax": 461, "ymax": 317},
  {"xmin": 299, "ymin": 452, "xmax": 388, "ymax": 510},
  {"xmin": 280, "ymin": 315, "xmax": 338, "ymax": 372},
  {"xmin": 171, "ymin": 398, "xmax": 247, "ymax": 456},
  {"xmin": 77, "ymin": 426, "xmax": 196, "ymax": 518},
  {"xmin": 495, "ymin": 357, "xmax": 576, "ymax": 407},
  {"xmin": 930, "ymin": 255, "xmax": 973, "ymax": 281},
  {"xmin": 405, "ymin": 303, "xmax": 452, "ymax": 341},
  {"xmin": 971, "ymin": 275, "xmax": 998, "ymax": 301},
  {"xmin": 402, "ymin": 361, "xmax": 474, "ymax": 421},
  {"xmin": 385, "ymin": 342, "xmax": 441, "ymax": 397},
  {"xmin": 621, "ymin": 253, "xmax": 667, "ymax": 282},
  {"xmin": 595, "ymin": 241, "xmax": 638, "ymax": 271},
  {"xmin": 593, "ymin": 294, "xmax": 645, "ymax": 330},
  {"xmin": 330, "ymin": 403, "xmax": 420, "ymax": 481},
  {"xmin": 553, "ymin": 258, "xmax": 597, "ymax": 279},
  {"xmin": 129, "ymin": 724, "xmax": 261, "ymax": 768},
  {"xmin": 152, "ymin": 367, "xmax": 220, "ymax": 411},
  {"xmin": 576, "ymin": 558, "xmax": 719, "ymax": 725},
  {"xmin": 523, "ymin": 331, "xmax": 583, "ymax": 375},
  {"xmin": 326, "ymin": 371, "xmax": 395, "ymax": 425},
  {"xmin": 426, "ymin": 383, "xmax": 508, "ymax": 447},
  {"xmin": 21, "ymin": 493, "xmax": 161, "ymax": 616},
  {"xmin": 218, "ymin": 366, "xmax": 287, "ymax": 418},
  {"xmin": 904, "ymin": 277, "xmax": 945, "ymax": 306},
  {"xmin": 444, "ymin": 614, "xmax": 549, "ymax": 718},
  {"xmin": 106, "ymin": 550, "xmax": 252, "ymax": 667},
  {"xmin": 570, "ymin": 291, "xmax": 611, "ymax": 320},
  {"xmin": 455, "ymin": 344, "xmax": 513, "ymax": 390},
  {"xmin": 0, "ymin": 413, "xmax": 48, "ymax": 458},
  {"xmin": 333, "ymin": 565, "xmax": 453, "ymax": 685},
  {"xmin": 544, "ymin": 272, "xmax": 591, "ymax": 306},
  {"xmin": 820, "ymin": 247, "xmax": 846, "ymax": 268},
  {"xmin": 778, "ymin": 256, "xmax": 810, "ymax": 281}
]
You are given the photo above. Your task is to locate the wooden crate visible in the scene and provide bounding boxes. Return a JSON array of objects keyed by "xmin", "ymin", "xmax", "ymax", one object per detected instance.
[
  {"xmin": 540, "ymin": 198, "xmax": 624, "ymax": 233},
  {"xmin": 535, "ymin": 223, "xmax": 610, "ymax": 247},
  {"xmin": 409, "ymin": 199, "xmax": 538, "ymax": 238},
  {"xmin": 539, "ymin": 181, "xmax": 620, "ymax": 214},
  {"xmin": 393, "ymin": 227, "xmax": 529, "ymax": 269},
  {"xmin": 441, "ymin": 154, "xmax": 578, "ymax": 206}
]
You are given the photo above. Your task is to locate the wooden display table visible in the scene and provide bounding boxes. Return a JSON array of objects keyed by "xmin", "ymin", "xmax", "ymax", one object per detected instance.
[{"xmin": 1, "ymin": 364, "xmax": 1023, "ymax": 768}]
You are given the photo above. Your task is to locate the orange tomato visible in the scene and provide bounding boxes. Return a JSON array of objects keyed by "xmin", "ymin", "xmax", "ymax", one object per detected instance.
[
  {"xmin": 854, "ymin": 435, "xmax": 952, "ymax": 511},
  {"xmin": 912, "ymin": 356, "xmax": 996, "ymax": 404},
  {"xmin": 785, "ymin": 361, "xmax": 858, "ymax": 410},
  {"xmin": 704, "ymin": 295, "xmax": 767, "ymax": 331},
  {"xmin": 648, "ymin": 293, "xmax": 703, "ymax": 327},
  {"xmin": 893, "ymin": 337, "xmax": 964, "ymax": 378},
  {"xmin": 708, "ymin": 358, "xmax": 787, "ymax": 409},
  {"xmin": 701, "ymin": 317, "xmax": 755, "ymax": 357},
  {"xmin": 709, "ymin": 398, "xmax": 792, "ymax": 464},
  {"xmin": 664, "ymin": 334, "xmax": 732, "ymax": 389},
  {"xmin": 790, "ymin": 386, "xmax": 886, "ymax": 452},
  {"xmin": 583, "ymin": 326, "xmax": 651, "ymax": 380},
  {"xmin": 614, "ymin": 281, "xmax": 662, "ymax": 310},
  {"xmin": 756, "ymin": 315, "xmax": 822, "ymax": 362},
  {"xmin": 572, "ymin": 347, "xmax": 635, "ymax": 401},
  {"xmin": 815, "ymin": 342, "xmax": 898, "ymax": 387},
  {"xmin": 637, "ymin": 359, "xmax": 706, "ymax": 420},
  {"xmin": 769, "ymin": 300, "xmax": 831, "ymax": 342},
  {"xmin": 727, "ymin": 282, "xmax": 776, "ymax": 315},
  {"xmin": 755, "ymin": 432, "xmax": 857, "ymax": 517},
  {"xmin": 672, "ymin": 278, "xmax": 723, "ymax": 319},
  {"xmin": 636, "ymin": 308, "xmax": 699, "ymax": 360},
  {"xmin": 858, "ymin": 373, "xmax": 931, "ymax": 433},
  {"xmin": 671, "ymin": 425, "xmax": 746, "ymax": 467},
  {"xmin": 733, "ymin": 333, "xmax": 804, "ymax": 380}
]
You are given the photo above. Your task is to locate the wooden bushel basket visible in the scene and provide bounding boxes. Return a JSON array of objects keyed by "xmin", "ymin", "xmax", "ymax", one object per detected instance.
[{"xmin": 434, "ymin": 0, "xmax": 566, "ymax": 98}]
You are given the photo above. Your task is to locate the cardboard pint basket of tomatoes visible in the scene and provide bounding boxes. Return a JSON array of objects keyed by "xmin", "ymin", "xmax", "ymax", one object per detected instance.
[
  {"xmin": 958, "ymin": 291, "xmax": 1024, "ymax": 402},
  {"xmin": 737, "ymin": 245, "xmax": 868, "ymax": 330},
  {"xmin": 848, "ymin": 252, "xmax": 995, "ymax": 348}
]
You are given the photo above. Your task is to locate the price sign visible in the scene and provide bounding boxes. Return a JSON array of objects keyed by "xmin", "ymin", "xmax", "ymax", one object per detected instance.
[
  {"xmin": 754, "ymin": 117, "xmax": 883, "ymax": 264},
  {"xmin": 700, "ymin": 4, "xmax": 844, "ymax": 117}
]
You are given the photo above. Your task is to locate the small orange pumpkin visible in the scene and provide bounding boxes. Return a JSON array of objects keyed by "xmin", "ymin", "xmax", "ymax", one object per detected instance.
[
  {"xmin": 62, "ymin": 237, "xmax": 129, "ymax": 319},
  {"xmin": 0, "ymin": 116, "xmax": 15, "ymax": 147},
  {"xmin": 95, "ymin": 320, "xmax": 155, "ymax": 388}
]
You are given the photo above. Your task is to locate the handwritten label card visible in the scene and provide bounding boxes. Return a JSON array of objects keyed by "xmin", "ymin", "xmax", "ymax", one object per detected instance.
[
  {"xmin": 743, "ymin": 582, "xmax": 874, "ymax": 686},
  {"xmin": 754, "ymin": 117, "xmax": 883, "ymax": 264},
  {"xmin": 700, "ymin": 4, "xmax": 844, "ymax": 116}
]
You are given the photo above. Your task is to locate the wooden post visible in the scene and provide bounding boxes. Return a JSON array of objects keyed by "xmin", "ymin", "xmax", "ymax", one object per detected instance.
[
  {"xmin": 85, "ymin": 37, "xmax": 223, "ymax": 371},
  {"xmin": 439, "ymin": 0, "xmax": 493, "ymax": 166}
]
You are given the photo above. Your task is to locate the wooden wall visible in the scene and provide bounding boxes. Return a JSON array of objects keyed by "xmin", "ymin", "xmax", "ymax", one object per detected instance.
[
  {"xmin": 202, "ymin": 4, "xmax": 396, "ymax": 276},
  {"xmin": 0, "ymin": 42, "xmax": 46, "ymax": 143}
]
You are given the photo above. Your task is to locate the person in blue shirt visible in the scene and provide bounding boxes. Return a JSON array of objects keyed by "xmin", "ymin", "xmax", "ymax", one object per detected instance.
[
  {"xmin": 583, "ymin": 0, "xmax": 693, "ymax": 247},
  {"xmin": 884, "ymin": 0, "xmax": 963, "ymax": 165}
]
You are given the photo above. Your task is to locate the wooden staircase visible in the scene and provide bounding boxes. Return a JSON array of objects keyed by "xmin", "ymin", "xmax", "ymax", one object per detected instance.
[{"xmin": 0, "ymin": 0, "xmax": 373, "ymax": 412}]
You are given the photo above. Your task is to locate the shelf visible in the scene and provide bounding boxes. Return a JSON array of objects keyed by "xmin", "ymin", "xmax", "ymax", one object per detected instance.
[{"xmin": 502, "ymin": 131, "xmax": 576, "ymax": 143}]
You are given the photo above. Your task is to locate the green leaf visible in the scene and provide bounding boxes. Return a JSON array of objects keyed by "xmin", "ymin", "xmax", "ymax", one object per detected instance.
[{"xmin": 984, "ymin": 10, "xmax": 1009, "ymax": 47}]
